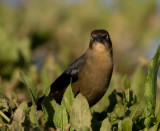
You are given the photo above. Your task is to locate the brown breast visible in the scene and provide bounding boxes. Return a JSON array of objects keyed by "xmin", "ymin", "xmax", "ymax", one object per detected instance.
[{"xmin": 72, "ymin": 43, "xmax": 113, "ymax": 106}]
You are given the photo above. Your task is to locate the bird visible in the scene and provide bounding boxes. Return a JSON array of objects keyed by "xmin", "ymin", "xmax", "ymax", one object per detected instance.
[{"xmin": 36, "ymin": 29, "xmax": 113, "ymax": 109}]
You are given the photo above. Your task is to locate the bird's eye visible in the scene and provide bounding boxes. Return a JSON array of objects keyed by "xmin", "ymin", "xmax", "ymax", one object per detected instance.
[
  {"xmin": 91, "ymin": 36, "xmax": 94, "ymax": 40},
  {"xmin": 103, "ymin": 35, "xmax": 108, "ymax": 39}
]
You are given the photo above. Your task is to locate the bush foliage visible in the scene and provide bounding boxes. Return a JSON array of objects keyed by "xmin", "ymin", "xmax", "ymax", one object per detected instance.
[{"xmin": 0, "ymin": 45, "xmax": 159, "ymax": 130}]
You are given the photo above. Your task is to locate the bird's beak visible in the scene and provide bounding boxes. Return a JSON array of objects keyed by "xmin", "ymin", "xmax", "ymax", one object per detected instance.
[{"xmin": 96, "ymin": 35, "xmax": 104, "ymax": 43}]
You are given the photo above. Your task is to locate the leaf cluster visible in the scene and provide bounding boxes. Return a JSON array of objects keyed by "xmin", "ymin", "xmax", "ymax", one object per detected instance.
[{"xmin": 0, "ymin": 45, "xmax": 160, "ymax": 131}]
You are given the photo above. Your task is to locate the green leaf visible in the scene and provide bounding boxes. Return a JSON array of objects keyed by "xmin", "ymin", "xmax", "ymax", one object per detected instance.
[
  {"xmin": 51, "ymin": 99, "xmax": 68, "ymax": 131},
  {"xmin": 131, "ymin": 66, "xmax": 146, "ymax": 101},
  {"xmin": 129, "ymin": 102, "xmax": 145, "ymax": 122},
  {"xmin": 118, "ymin": 118, "xmax": 132, "ymax": 131},
  {"xmin": 144, "ymin": 116, "xmax": 155, "ymax": 128},
  {"xmin": 10, "ymin": 102, "xmax": 28, "ymax": 130},
  {"xmin": 41, "ymin": 96, "xmax": 54, "ymax": 127},
  {"xmin": 108, "ymin": 103, "xmax": 128, "ymax": 125},
  {"xmin": 144, "ymin": 45, "xmax": 160, "ymax": 117},
  {"xmin": 29, "ymin": 105, "xmax": 39, "ymax": 128},
  {"xmin": 118, "ymin": 120, "xmax": 123, "ymax": 131},
  {"xmin": 70, "ymin": 94, "xmax": 92, "ymax": 130},
  {"xmin": 123, "ymin": 88, "xmax": 130, "ymax": 105},
  {"xmin": 100, "ymin": 118, "xmax": 112, "ymax": 131},
  {"xmin": 0, "ymin": 97, "xmax": 9, "ymax": 112},
  {"xmin": 19, "ymin": 72, "xmax": 38, "ymax": 105},
  {"xmin": 61, "ymin": 84, "xmax": 74, "ymax": 116},
  {"xmin": 113, "ymin": 103, "xmax": 127, "ymax": 118},
  {"xmin": 123, "ymin": 75, "xmax": 131, "ymax": 89},
  {"xmin": 69, "ymin": 125, "xmax": 76, "ymax": 131},
  {"xmin": 154, "ymin": 107, "xmax": 160, "ymax": 130},
  {"xmin": 79, "ymin": 126, "xmax": 90, "ymax": 131},
  {"xmin": 148, "ymin": 124, "xmax": 159, "ymax": 131},
  {"xmin": 108, "ymin": 112, "xmax": 119, "ymax": 124},
  {"xmin": 41, "ymin": 69, "xmax": 50, "ymax": 96},
  {"xmin": 123, "ymin": 75, "xmax": 134, "ymax": 105},
  {"xmin": 156, "ymin": 107, "xmax": 160, "ymax": 122}
]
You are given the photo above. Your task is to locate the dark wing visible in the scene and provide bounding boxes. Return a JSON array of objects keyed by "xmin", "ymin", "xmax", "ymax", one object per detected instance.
[{"xmin": 50, "ymin": 53, "xmax": 87, "ymax": 103}]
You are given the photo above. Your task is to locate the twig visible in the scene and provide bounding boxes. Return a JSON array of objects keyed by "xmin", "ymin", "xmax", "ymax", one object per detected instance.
[{"xmin": 0, "ymin": 111, "xmax": 10, "ymax": 122}]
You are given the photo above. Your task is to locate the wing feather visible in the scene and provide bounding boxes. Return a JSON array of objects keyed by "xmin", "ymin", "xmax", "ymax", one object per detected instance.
[{"xmin": 50, "ymin": 53, "xmax": 86, "ymax": 103}]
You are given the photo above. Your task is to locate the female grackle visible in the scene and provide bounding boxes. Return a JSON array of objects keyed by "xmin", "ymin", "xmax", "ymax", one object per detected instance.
[{"xmin": 36, "ymin": 29, "xmax": 113, "ymax": 109}]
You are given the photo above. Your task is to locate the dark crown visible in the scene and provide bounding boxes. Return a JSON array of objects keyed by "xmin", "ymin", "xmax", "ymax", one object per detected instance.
[{"xmin": 91, "ymin": 29, "xmax": 109, "ymax": 37}]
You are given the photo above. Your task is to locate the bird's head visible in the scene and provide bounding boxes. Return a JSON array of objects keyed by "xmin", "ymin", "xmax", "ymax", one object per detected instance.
[{"xmin": 89, "ymin": 29, "xmax": 112, "ymax": 52}]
